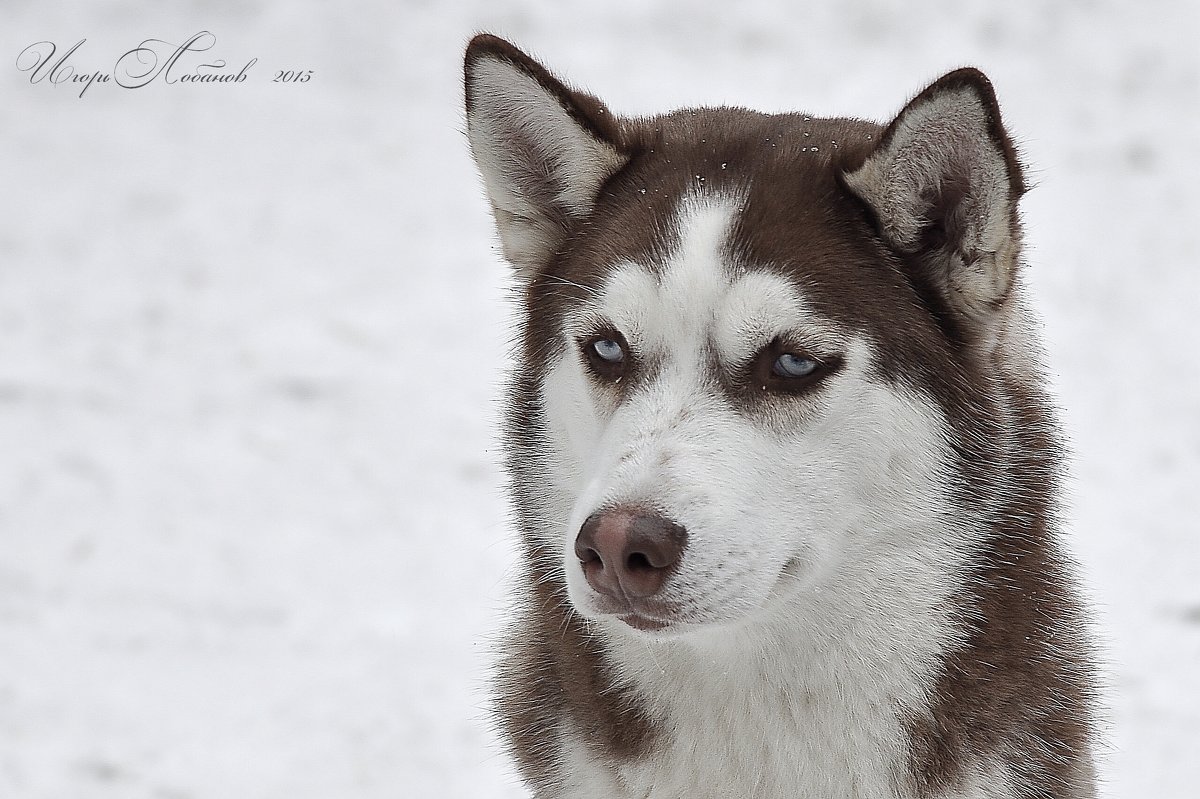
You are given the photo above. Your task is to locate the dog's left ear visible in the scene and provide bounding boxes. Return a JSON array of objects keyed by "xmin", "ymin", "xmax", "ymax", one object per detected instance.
[
  {"xmin": 844, "ymin": 69, "xmax": 1026, "ymax": 340},
  {"xmin": 464, "ymin": 34, "xmax": 629, "ymax": 283}
]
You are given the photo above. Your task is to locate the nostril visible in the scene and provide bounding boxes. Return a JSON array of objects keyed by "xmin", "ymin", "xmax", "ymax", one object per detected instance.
[
  {"xmin": 626, "ymin": 515, "xmax": 687, "ymax": 571},
  {"xmin": 578, "ymin": 545, "xmax": 602, "ymax": 565},
  {"xmin": 626, "ymin": 551, "xmax": 653, "ymax": 572},
  {"xmin": 574, "ymin": 517, "xmax": 607, "ymax": 568}
]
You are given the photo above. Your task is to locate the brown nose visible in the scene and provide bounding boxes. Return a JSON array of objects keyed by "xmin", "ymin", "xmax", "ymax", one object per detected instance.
[{"xmin": 574, "ymin": 508, "xmax": 688, "ymax": 599}]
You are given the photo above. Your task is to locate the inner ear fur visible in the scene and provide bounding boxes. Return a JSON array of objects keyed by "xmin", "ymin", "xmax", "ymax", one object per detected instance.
[{"xmin": 843, "ymin": 68, "xmax": 1027, "ymax": 340}]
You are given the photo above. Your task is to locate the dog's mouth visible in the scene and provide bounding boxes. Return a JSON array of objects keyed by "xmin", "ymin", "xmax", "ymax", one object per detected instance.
[
  {"xmin": 583, "ymin": 593, "xmax": 680, "ymax": 632},
  {"xmin": 577, "ymin": 557, "xmax": 809, "ymax": 634},
  {"xmin": 616, "ymin": 612, "xmax": 671, "ymax": 632}
]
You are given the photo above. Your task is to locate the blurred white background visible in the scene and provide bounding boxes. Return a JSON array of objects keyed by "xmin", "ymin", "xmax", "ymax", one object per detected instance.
[{"xmin": 1, "ymin": 1, "xmax": 1197, "ymax": 797}]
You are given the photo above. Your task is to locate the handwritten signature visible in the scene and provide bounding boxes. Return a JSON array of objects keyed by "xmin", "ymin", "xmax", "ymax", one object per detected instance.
[{"xmin": 15, "ymin": 32, "xmax": 262, "ymax": 98}]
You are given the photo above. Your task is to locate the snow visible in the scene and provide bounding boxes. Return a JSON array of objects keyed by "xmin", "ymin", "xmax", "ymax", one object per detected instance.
[{"xmin": 1, "ymin": 1, "xmax": 1196, "ymax": 797}]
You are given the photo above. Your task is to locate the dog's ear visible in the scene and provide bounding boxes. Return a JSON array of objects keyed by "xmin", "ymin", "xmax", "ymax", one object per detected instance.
[
  {"xmin": 844, "ymin": 69, "xmax": 1026, "ymax": 341},
  {"xmin": 465, "ymin": 34, "xmax": 629, "ymax": 282}
]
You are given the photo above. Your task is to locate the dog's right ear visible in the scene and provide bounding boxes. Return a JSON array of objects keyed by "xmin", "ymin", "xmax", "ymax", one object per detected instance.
[
  {"xmin": 464, "ymin": 35, "xmax": 628, "ymax": 282},
  {"xmin": 843, "ymin": 69, "xmax": 1026, "ymax": 346}
]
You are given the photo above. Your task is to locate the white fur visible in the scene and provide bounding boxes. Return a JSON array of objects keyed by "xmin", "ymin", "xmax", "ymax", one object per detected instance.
[
  {"xmin": 713, "ymin": 270, "xmax": 848, "ymax": 367},
  {"xmin": 537, "ymin": 197, "xmax": 1001, "ymax": 797}
]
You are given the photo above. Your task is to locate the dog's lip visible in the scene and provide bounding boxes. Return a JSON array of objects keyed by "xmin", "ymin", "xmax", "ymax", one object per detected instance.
[
  {"xmin": 585, "ymin": 595, "xmax": 677, "ymax": 630},
  {"xmin": 616, "ymin": 611, "xmax": 671, "ymax": 631}
]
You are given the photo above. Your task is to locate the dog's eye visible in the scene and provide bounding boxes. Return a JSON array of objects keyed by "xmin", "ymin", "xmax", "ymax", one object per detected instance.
[
  {"xmin": 752, "ymin": 340, "xmax": 840, "ymax": 395},
  {"xmin": 582, "ymin": 332, "xmax": 629, "ymax": 381},
  {"xmin": 592, "ymin": 338, "xmax": 624, "ymax": 363},
  {"xmin": 772, "ymin": 353, "xmax": 818, "ymax": 378}
]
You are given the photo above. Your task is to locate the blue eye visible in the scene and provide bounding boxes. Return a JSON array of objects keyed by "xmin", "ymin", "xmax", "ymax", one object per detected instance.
[
  {"xmin": 592, "ymin": 338, "xmax": 624, "ymax": 362},
  {"xmin": 772, "ymin": 353, "xmax": 818, "ymax": 378}
]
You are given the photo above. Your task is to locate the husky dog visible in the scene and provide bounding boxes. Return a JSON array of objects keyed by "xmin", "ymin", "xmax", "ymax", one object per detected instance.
[{"xmin": 464, "ymin": 33, "xmax": 1097, "ymax": 799}]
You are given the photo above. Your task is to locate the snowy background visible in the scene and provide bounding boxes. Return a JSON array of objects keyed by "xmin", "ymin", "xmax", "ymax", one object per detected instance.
[{"xmin": 2, "ymin": 1, "xmax": 1197, "ymax": 797}]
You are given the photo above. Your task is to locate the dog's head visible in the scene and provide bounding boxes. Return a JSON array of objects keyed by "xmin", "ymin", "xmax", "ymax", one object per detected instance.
[{"xmin": 465, "ymin": 35, "xmax": 1028, "ymax": 638}]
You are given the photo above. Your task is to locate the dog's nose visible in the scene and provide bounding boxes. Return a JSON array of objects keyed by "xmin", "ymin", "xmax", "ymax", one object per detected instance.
[{"xmin": 575, "ymin": 508, "xmax": 688, "ymax": 599}]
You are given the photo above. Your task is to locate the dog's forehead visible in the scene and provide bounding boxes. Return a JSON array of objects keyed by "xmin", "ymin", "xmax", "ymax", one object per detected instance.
[
  {"xmin": 530, "ymin": 107, "xmax": 958, "ymax": 391},
  {"xmin": 572, "ymin": 196, "xmax": 849, "ymax": 362},
  {"xmin": 552, "ymin": 109, "xmax": 910, "ymax": 327},
  {"xmin": 595, "ymin": 197, "xmax": 739, "ymax": 334}
]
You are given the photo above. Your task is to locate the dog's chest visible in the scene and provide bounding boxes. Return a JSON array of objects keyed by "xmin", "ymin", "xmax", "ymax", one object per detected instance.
[{"xmin": 563, "ymin": 637, "xmax": 920, "ymax": 799}]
